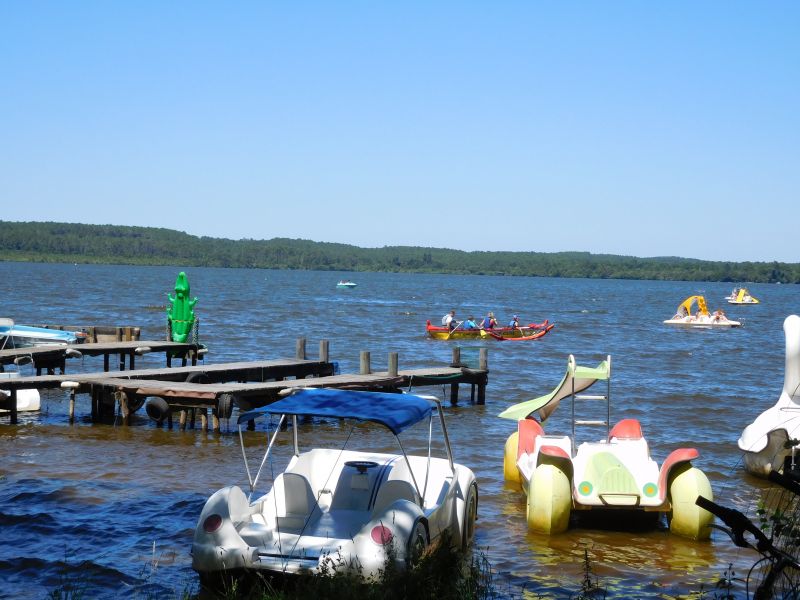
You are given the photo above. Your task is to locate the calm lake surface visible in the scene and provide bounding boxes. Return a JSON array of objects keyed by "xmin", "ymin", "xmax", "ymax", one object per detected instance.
[{"xmin": 1, "ymin": 262, "xmax": 798, "ymax": 599}]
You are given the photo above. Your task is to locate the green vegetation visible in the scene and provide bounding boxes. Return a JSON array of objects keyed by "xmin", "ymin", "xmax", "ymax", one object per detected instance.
[{"xmin": 1, "ymin": 220, "xmax": 797, "ymax": 283}]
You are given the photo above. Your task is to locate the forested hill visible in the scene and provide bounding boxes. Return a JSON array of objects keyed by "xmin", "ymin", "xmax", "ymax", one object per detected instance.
[{"xmin": 0, "ymin": 220, "xmax": 796, "ymax": 283}]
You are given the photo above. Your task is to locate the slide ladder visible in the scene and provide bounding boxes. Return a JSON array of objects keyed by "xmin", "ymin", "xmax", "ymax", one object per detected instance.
[{"xmin": 570, "ymin": 356, "xmax": 612, "ymax": 453}]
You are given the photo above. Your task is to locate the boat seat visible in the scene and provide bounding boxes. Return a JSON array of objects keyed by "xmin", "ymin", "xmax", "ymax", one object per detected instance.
[
  {"xmin": 372, "ymin": 480, "xmax": 419, "ymax": 516},
  {"xmin": 517, "ymin": 418, "xmax": 545, "ymax": 459},
  {"xmin": 272, "ymin": 472, "xmax": 318, "ymax": 531},
  {"xmin": 609, "ymin": 418, "xmax": 643, "ymax": 441}
]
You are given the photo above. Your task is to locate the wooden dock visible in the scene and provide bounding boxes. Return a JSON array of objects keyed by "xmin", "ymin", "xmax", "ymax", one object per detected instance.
[
  {"xmin": 0, "ymin": 340, "xmax": 204, "ymax": 374},
  {"xmin": 0, "ymin": 341, "xmax": 488, "ymax": 431}
]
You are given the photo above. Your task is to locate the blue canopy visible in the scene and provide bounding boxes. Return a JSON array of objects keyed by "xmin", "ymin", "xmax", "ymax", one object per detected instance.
[{"xmin": 237, "ymin": 388, "xmax": 434, "ymax": 435}]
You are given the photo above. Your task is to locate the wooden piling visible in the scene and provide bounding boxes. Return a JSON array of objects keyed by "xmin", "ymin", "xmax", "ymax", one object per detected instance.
[
  {"xmin": 9, "ymin": 389, "xmax": 18, "ymax": 424},
  {"xmin": 478, "ymin": 348, "xmax": 488, "ymax": 405},
  {"xmin": 360, "ymin": 351, "xmax": 371, "ymax": 375},
  {"xmin": 200, "ymin": 408, "xmax": 208, "ymax": 431},
  {"xmin": 296, "ymin": 338, "xmax": 306, "ymax": 360},
  {"xmin": 117, "ymin": 391, "xmax": 130, "ymax": 425},
  {"xmin": 320, "ymin": 340, "xmax": 329, "ymax": 363},
  {"xmin": 179, "ymin": 410, "xmax": 187, "ymax": 431},
  {"xmin": 388, "ymin": 352, "xmax": 398, "ymax": 377}
]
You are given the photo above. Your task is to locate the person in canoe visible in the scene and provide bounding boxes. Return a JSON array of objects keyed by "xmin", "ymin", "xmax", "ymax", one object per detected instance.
[
  {"xmin": 481, "ymin": 312, "xmax": 498, "ymax": 330},
  {"xmin": 442, "ymin": 310, "xmax": 457, "ymax": 331},
  {"xmin": 463, "ymin": 316, "xmax": 479, "ymax": 330},
  {"xmin": 508, "ymin": 315, "xmax": 520, "ymax": 329}
]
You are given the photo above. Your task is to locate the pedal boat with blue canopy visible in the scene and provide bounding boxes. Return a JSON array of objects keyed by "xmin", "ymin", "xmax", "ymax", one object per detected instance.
[
  {"xmin": 191, "ymin": 388, "xmax": 478, "ymax": 580},
  {"xmin": 498, "ymin": 354, "xmax": 713, "ymax": 540}
]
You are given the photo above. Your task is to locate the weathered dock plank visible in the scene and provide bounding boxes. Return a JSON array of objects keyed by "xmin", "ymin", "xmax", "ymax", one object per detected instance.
[{"xmin": 0, "ymin": 340, "xmax": 203, "ymax": 374}]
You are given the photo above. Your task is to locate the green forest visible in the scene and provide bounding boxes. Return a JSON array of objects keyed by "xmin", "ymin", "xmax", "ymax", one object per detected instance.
[{"xmin": 0, "ymin": 220, "xmax": 797, "ymax": 283}]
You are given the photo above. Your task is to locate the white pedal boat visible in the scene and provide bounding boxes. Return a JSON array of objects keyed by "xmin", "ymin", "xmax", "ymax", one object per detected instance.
[
  {"xmin": 499, "ymin": 354, "xmax": 712, "ymax": 540},
  {"xmin": 663, "ymin": 295, "xmax": 741, "ymax": 328},
  {"xmin": 726, "ymin": 287, "xmax": 760, "ymax": 305},
  {"xmin": 739, "ymin": 315, "xmax": 800, "ymax": 477},
  {"xmin": 191, "ymin": 388, "xmax": 478, "ymax": 581}
]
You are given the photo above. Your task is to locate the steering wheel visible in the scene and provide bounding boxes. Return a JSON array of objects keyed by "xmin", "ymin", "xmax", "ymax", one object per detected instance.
[{"xmin": 344, "ymin": 460, "xmax": 379, "ymax": 474}]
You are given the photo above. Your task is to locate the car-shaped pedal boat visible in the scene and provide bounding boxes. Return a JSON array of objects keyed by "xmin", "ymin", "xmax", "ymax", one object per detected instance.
[
  {"xmin": 192, "ymin": 388, "xmax": 478, "ymax": 580},
  {"xmin": 498, "ymin": 354, "xmax": 712, "ymax": 540}
]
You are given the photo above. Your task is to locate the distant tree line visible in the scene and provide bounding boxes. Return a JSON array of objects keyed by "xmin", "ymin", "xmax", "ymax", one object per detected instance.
[{"xmin": 0, "ymin": 220, "xmax": 797, "ymax": 283}]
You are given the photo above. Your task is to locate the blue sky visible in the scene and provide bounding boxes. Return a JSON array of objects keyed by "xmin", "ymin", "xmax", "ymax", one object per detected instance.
[{"xmin": 2, "ymin": 2, "xmax": 797, "ymax": 262}]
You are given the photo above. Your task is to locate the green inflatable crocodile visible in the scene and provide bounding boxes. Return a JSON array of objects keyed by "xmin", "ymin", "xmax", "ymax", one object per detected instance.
[{"xmin": 167, "ymin": 272, "xmax": 198, "ymax": 343}]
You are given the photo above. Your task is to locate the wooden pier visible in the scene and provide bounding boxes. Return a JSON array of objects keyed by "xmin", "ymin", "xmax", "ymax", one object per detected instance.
[
  {"xmin": 0, "ymin": 340, "xmax": 488, "ymax": 431},
  {"xmin": 0, "ymin": 340, "xmax": 204, "ymax": 375}
]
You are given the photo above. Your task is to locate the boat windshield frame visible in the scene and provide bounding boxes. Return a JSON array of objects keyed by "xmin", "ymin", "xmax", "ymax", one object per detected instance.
[{"xmin": 237, "ymin": 391, "xmax": 455, "ymax": 502}]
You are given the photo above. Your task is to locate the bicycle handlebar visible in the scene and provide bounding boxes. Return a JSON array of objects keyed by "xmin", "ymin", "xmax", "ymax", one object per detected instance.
[{"xmin": 695, "ymin": 495, "xmax": 769, "ymax": 550}]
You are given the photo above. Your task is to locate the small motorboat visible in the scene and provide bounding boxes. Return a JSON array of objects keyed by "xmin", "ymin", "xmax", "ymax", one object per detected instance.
[
  {"xmin": 426, "ymin": 319, "xmax": 554, "ymax": 341},
  {"xmin": 498, "ymin": 354, "xmax": 713, "ymax": 540},
  {"xmin": 0, "ymin": 318, "xmax": 83, "ymax": 348},
  {"xmin": 663, "ymin": 296, "xmax": 741, "ymax": 328},
  {"xmin": 739, "ymin": 315, "xmax": 800, "ymax": 477},
  {"xmin": 336, "ymin": 280, "xmax": 357, "ymax": 289},
  {"xmin": 192, "ymin": 388, "xmax": 478, "ymax": 581},
  {"xmin": 725, "ymin": 287, "xmax": 760, "ymax": 305}
]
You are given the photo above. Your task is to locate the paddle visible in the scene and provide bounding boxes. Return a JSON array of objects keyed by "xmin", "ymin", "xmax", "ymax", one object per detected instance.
[
  {"xmin": 446, "ymin": 320, "xmax": 463, "ymax": 340},
  {"xmin": 481, "ymin": 328, "xmax": 504, "ymax": 341}
]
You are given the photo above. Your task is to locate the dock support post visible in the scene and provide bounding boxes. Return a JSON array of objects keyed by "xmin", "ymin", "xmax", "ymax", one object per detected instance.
[
  {"xmin": 129, "ymin": 352, "xmax": 135, "ymax": 371},
  {"xmin": 117, "ymin": 391, "xmax": 130, "ymax": 425},
  {"xmin": 320, "ymin": 340, "xmax": 329, "ymax": 363},
  {"xmin": 388, "ymin": 352, "xmax": 398, "ymax": 377},
  {"xmin": 103, "ymin": 354, "xmax": 110, "ymax": 372},
  {"xmin": 69, "ymin": 390, "xmax": 76, "ymax": 423},
  {"xmin": 200, "ymin": 409, "xmax": 208, "ymax": 431},
  {"xmin": 478, "ymin": 348, "xmax": 488, "ymax": 405},
  {"xmin": 296, "ymin": 338, "xmax": 306, "ymax": 360},
  {"xmin": 211, "ymin": 410, "xmax": 220, "ymax": 433},
  {"xmin": 91, "ymin": 387, "xmax": 99, "ymax": 421},
  {"xmin": 118, "ymin": 353, "xmax": 125, "ymax": 371},
  {"xmin": 9, "ymin": 389, "xmax": 18, "ymax": 424},
  {"xmin": 189, "ymin": 408, "xmax": 196, "ymax": 429},
  {"xmin": 360, "ymin": 351, "xmax": 371, "ymax": 375},
  {"xmin": 450, "ymin": 347, "xmax": 461, "ymax": 405},
  {"xmin": 179, "ymin": 410, "xmax": 187, "ymax": 431}
]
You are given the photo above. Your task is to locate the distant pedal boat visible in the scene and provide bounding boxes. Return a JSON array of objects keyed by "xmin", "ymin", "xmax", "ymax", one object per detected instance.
[
  {"xmin": 725, "ymin": 287, "xmax": 760, "ymax": 305},
  {"xmin": 662, "ymin": 296, "xmax": 741, "ymax": 328}
]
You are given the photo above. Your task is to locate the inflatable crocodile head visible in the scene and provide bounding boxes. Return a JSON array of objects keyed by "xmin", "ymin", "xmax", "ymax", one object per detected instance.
[{"xmin": 167, "ymin": 271, "xmax": 198, "ymax": 342}]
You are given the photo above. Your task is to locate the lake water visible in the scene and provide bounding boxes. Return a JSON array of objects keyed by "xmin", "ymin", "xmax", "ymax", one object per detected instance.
[{"xmin": 1, "ymin": 262, "xmax": 798, "ymax": 599}]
